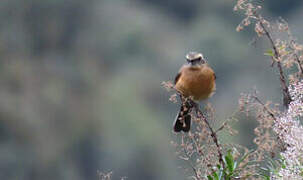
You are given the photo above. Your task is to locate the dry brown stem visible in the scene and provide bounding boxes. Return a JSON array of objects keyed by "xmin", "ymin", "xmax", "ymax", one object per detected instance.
[
  {"xmin": 186, "ymin": 98, "xmax": 225, "ymax": 170},
  {"xmin": 254, "ymin": 13, "xmax": 292, "ymax": 107}
]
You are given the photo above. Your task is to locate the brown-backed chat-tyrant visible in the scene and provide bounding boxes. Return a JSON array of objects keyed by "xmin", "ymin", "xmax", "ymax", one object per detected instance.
[{"xmin": 173, "ymin": 52, "xmax": 216, "ymax": 132}]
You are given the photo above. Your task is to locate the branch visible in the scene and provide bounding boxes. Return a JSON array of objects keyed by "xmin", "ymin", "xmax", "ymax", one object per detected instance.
[
  {"xmin": 294, "ymin": 54, "xmax": 303, "ymax": 75},
  {"xmin": 255, "ymin": 13, "xmax": 292, "ymax": 107},
  {"xmin": 251, "ymin": 94, "xmax": 277, "ymax": 121},
  {"xmin": 165, "ymin": 83, "xmax": 226, "ymax": 174},
  {"xmin": 251, "ymin": 94, "xmax": 290, "ymax": 150},
  {"xmin": 187, "ymin": 99, "xmax": 225, "ymax": 170}
]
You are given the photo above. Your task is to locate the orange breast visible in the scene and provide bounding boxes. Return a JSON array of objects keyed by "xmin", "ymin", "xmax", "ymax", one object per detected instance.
[{"xmin": 175, "ymin": 65, "xmax": 216, "ymax": 101}]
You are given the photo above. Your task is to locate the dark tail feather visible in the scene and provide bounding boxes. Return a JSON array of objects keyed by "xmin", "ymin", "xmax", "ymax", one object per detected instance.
[{"xmin": 173, "ymin": 102, "xmax": 192, "ymax": 132}]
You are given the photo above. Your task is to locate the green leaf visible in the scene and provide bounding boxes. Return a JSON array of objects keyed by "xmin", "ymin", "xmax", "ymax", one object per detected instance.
[
  {"xmin": 212, "ymin": 171, "xmax": 219, "ymax": 180},
  {"xmin": 224, "ymin": 150, "xmax": 235, "ymax": 173},
  {"xmin": 264, "ymin": 49, "xmax": 274, "ymax": 57},
  {"xmin": 259, "ymin": 173, "xmax": 271, "ymax": 180},
  {"xmin": 207, "ymin": 175, "xmax": 214, "ymax": 180},
  {"xmin": 281, "ymin": 159, "xmax": 286, "ymax": 169}
]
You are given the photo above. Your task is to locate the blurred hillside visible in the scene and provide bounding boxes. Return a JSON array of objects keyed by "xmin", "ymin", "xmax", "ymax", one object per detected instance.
[{"xmin": 0, "ymin": 0, "xmax": 302, "ymax": 179}]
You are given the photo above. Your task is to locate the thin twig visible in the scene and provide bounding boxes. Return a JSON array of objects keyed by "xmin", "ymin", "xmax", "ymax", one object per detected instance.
[
  {"xmin": 181, "ymin": 134, "xmax": 201, "ymax": 180},
  {"xmin": 188, "ymin": 100, "xmax": 225, "ymax": 170},
  {"xmin": 215, "ymin": 121, "xmax": 227, "ymax": 134},
  {"xmin": 294, "ymin": 54, "xmax": 303, "ymax": 75},
  {"xmin": 170, "ymin": 85, "xmax": 225, "ymax": 172},
  {"xmin": 189, "ymin": 133, "xmax": 203, "ymax": 156},
  {"xmin": 255, "ymin": 13, "xmax": 292, "ymax": 107},
  {"xmin": 183, "ymin": 149, "xmax": 200, "ymax": 180},
  {"xmin": 215, "ymin": 110, "xmax": 239, "ymax": 134},
  {"xmin": 251, "ymin": 94, "xmax": 277, "ymax": 121},
  {"xmin": 251, "ymin": 94, "xmax": 290, "ymax": 150},
  {"xmin": 286, "ymin": 25, "xmax": 303, "ymax": 76}
]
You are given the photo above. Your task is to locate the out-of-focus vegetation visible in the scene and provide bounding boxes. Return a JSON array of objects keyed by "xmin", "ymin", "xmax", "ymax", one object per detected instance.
[{"xmin": 0, "ymin": 0, "xmax": 302, "ymax": 179}]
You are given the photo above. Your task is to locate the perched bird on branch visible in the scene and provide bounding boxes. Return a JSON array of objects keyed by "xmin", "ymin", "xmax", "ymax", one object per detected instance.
[{"xmin": 173, "ymin": 52, "xmax": 216, "ymax": 132}]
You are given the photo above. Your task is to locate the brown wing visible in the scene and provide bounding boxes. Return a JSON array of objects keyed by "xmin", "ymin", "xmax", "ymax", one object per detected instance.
[{"xmin": 174, "ymin": 72, "xmax": 181, "ymax": 85}]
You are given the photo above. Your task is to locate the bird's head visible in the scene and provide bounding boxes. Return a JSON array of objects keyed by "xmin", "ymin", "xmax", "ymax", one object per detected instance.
[{"xmin": 186, "ymin": 52, "xmax": 206, "ymax": 66}]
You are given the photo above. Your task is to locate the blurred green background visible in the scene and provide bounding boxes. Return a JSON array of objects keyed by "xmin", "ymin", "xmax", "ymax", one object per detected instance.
[{"xmin": 0, "ymin": 0, "xmax": 302, "ymax": 179}]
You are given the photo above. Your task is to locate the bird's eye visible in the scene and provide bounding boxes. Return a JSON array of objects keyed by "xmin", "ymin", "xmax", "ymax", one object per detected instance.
[{"xmin": 200, "ymin": 59, "xmax": 206, "ymax": 64}]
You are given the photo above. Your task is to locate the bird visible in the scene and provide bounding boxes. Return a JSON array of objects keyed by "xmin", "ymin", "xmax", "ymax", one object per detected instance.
[{"xmin": 173, "ymin": 52, "xmax": 216, "ymax": 132}]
